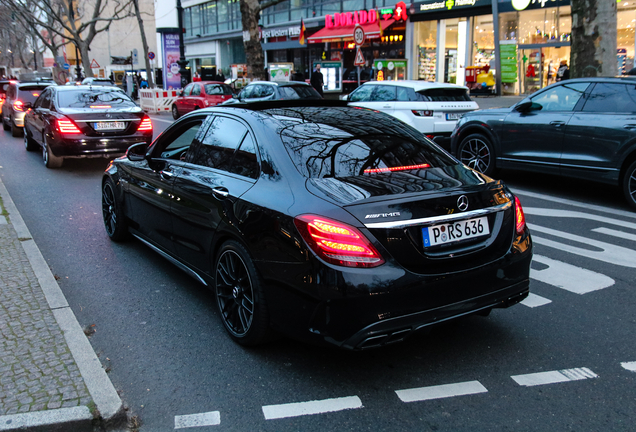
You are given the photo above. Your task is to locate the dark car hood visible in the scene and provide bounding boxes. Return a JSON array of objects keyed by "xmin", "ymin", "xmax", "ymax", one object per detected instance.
[{"xmin": 306, "ymin": 164, "xmax": 492, "ymax": 206}]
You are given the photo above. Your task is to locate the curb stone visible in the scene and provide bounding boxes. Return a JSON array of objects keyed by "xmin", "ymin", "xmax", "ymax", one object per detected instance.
[{"xmin": 0, "ymin": 178, "xmax": 126, "ymax": 431}]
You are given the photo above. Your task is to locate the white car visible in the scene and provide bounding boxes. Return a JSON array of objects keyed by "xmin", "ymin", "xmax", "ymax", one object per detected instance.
[{"xmin": 344, "ymin": 80, "xmax": 479, "ymax": 149}]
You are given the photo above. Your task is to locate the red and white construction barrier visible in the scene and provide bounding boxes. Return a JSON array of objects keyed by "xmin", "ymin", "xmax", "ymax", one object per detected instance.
[{"xmin": 140, "ymin": 89, "xmax": 181, "ymax": 114}]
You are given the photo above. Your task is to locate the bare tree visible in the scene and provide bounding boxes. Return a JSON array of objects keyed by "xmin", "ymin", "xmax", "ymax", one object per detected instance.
[
  {"xmin": 1, "ymin": 0, "xmax": 134, "ymax": 79},
  {"xmin": 570, "ymin": 0, "xmax": 617, "ymax": 78},
  {"xmin": 240, "ymin": 0, "xmax": 288, "ymax": 80},
  {"xmin": 131, "ymin": 0, "xmax": 154, "ymax": 87}
]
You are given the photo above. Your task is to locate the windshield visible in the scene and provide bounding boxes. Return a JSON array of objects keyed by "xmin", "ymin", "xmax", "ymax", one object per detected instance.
[{"xmin": 57, "ymin": 89, "xmax": 136, "ymax": 108}]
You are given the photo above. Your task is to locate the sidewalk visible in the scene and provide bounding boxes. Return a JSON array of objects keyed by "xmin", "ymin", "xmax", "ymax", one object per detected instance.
[{"xmin": 0, "ymin": 179, "xmax": 125, "ymax": 431}]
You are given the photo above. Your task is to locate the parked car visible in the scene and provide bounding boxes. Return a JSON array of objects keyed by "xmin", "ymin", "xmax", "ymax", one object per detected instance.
[
  {"xmin": 450, "ymin": 77, "xmax": 636, "ymax": 209},
  {"xmin": 0, "ymin": 79, "xmax": 14, "ymax": 117},
  {"xmin": 220, "ymin": 81, "xmax": 322, "ymax": 105},
  {"xmin": 171, "ymin": 81, "xmax": 234, "ymax": 119},
  {"xmin": 343, "ymin": 80, "xmax": 479, "ymax": 148},
  {"xmin": 81, "ymin": 77, "xmax": 118, "ymax": 87},
  {"xmin": 2, "ymin": 81, "xmax": 53, "ymax": 137},
  {"xmin": 101, "ymin": 100, "xmax": 532, "ymax": 349},
  {"xmin": 23, "ymin": 85, "xmax": 153, "ymax": 168}
]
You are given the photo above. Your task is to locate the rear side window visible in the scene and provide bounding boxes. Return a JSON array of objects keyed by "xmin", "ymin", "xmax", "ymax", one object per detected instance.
[
  {"xmin": 582, "ymin": 83, "xmax": 636, "ymax": 113},
  {"xmin": 57, "ymin": 89, "xmax": 136, "ymax": 108},
  {"xmin": 279, "ymin": 85, "xmax": 321, "ymax": 99},
  {"xmin": 205, "ymin": 84, "xmax": 233, "ymax": 95},
  {"xmin": 278, "ymin": 118, "xmax": 455, "ymax": 178},
  {"xmin": 416, "ymin": 88, "xmax": 471, "ymax": 102},
  {"xmin": 259, "ymin": 85, "xmax": 275, "ymax": 98}
]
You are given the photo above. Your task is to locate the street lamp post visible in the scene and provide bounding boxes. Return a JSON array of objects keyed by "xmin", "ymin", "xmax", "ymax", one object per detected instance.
[
  {"xmin": 176, "ymin": 0, "xmax": 189, "ymax": 88},
  {"xmin": 30, "ymin": 50, "xmax": 37, "ymax": 71}
]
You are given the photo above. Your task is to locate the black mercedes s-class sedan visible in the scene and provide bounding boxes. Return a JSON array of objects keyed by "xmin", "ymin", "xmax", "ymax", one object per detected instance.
[
  {"xmin": 23, "ymin": 85, "xmax": 153, "ymax": 168},
  {"xmin": 102, "ymin": 101, "xmax": 532, "ymax": 350}
]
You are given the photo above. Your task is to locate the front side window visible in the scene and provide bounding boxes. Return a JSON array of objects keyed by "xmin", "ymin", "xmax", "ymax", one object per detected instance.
[
  {"xmin": 191, "ymin": 84, "xmax": 202, "ymax": 96},
  {"xmin": 184, "ymin": 116, "xmax": 247, "ymax": 170},
  {"xmin": 158, "ymin": 117, "xmax": 208, "ymax": 160},
  {"xmin": 531, "ymin": 82, "xmax": 589, "ymax": 111},
  {"xmin": 371, "ymin": 86, "xmax": 397, "ymax": 102},
  {"xmin": 183, "ymin": 84, "xmax": 194, "ymax": 97},
  {"xmin": 349, "ymin": 85, "xmax": 375, "ymax": 102},
  {"xmin": 582, "ymin": 83, "xmax": 636, "ymax": 113}
]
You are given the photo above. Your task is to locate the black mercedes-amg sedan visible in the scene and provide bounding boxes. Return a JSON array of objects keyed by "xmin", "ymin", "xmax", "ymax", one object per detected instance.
[
  {"xmin": 23, "ymin": 85, "xmax": 153, "ymax": 168},
  {"xmin": 102, "ymin": 101, "xmax": 532, "ymax": 350}
]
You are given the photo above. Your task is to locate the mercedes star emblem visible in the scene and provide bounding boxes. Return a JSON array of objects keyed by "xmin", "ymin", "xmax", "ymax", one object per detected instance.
[{"xmin": 457, "ymin": 195, "xmax": 469, "ymax": 211}]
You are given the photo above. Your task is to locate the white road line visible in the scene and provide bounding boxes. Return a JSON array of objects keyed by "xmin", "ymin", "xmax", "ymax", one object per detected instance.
[
  {"xmin": 513, "ymin": 190, "xmax": 636, "ymax": 220},
  {"xmin": 528, "ymin": 224, "xmax": 636, "ymax": 268},
  {"xmin": 531, "ymin": 255, "xmax": 614, "ymax": 294},
  {"xmin": 520, "ymin": 293, "xmax": 552, "ymax": 308},
  {"xmin": 511, "ymin": 368, "xmax": 598, "ymax": 387},
  {"xmin": 262, "ymin": 396, "xmax": 362, "ymax": 420},
  {"xmin": 395, "ymin": 381, "xmax": 488, "ymax": 403},
  {"xmin": 621, "ymin": 361, "xmax": 636, "ymax": 372},
  {"xmin": 592, "ymin": 227, "xmax": 636, "ymax": 242},
  {"xmin": 523, "ymin": 207, "xmax": 636, "ymax": 229},
  {"xmin": 174, "ymin": 411, "xmax": 221, "ymax": 429}
]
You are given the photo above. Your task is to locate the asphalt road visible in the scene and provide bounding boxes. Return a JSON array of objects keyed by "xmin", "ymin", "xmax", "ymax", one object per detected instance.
[{"xmin": 0, "ymin": 114, "xmax": 635, "ymax": 431}]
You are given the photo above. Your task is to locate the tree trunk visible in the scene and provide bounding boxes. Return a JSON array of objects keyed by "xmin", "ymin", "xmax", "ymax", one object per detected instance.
[
  {"xmin": 132, "ymin": 0, "xmax": 154, "ymax": 87},
  {"xmin": 570, "ymin": 0, "xmax": 617, "ymax": 78},
  {"xmin": 240, "ymin": 0, "xmax": 267, "ymax": 80},
  {"xmin": 79, "ymin": 42, "xmax": 94, "ymax": 78}
]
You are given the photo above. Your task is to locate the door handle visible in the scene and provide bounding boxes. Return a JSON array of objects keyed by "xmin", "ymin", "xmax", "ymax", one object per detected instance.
[
  {"xmin": 550, "ymin": 121, "xmax": 565, "ymax": 127},
  {"xmin": 212, "ymin": 187, "xmax": 229, "ymax": 199},
  {"xmin": 160, "ymin": 170, "xmax": 174, "ymax": 180},
  {"xmin": 383, "ymin": 105, "xmax": 392, "ymax": 109}
]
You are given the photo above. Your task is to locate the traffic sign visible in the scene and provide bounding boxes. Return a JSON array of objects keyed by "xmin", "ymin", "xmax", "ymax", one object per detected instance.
[
  {"xmin": 62, "ymin": 63, "xmax": 70, "ymax": 70},
  {"xmin": 148, "ymin": 51, "xmax": 155, "ymax": 60},
  {"xmin": 353, "ymin": 25, "xmax": 365, "ymax": 46},
  {"xmin": 354, "ymin": 47, "xmax": 365, "ymax": 66},
  {"xmin": 90, "ymin": 59, "xmax": 100, "ymax": 68}
]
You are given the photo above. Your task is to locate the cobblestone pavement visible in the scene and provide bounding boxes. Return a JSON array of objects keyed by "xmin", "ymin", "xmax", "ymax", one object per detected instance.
[{"xmin": 0, "ymin": 212, "xmax": 93, "ymax": 416}]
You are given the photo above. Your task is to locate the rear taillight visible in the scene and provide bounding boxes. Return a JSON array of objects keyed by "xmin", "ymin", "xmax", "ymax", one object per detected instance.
[
  {"xmin": 13, "ymin": 100, "xmax": 24, "ymax": 112},
  {"xmin": 137, "ymin": 116, "xmax": 152, "ymax": 132},
  {"xmin": 514, "ymin": 196, "xmax": 526, "ymax": 234},
  {"xmin": 412, "ymin": 110, "xmax": 433, "ymax": 117},
  {"xmin": 57, "ymin": 119, "xmax": 82, "ymax": 134},
  {"xmin": 294, "ymin": 215, "xmax": 384, "ymax": 268}
]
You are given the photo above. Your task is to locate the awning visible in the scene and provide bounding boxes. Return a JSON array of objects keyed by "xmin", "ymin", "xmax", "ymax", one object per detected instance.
[{"xmin": 307, "ymin": 19, "xmax": 396, "ymax": 44}]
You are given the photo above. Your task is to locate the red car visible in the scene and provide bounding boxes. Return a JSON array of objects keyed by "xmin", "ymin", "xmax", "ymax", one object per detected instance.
[{"xmin": 171, "ymin": 81, "xmax": 234, "ymax": 119}]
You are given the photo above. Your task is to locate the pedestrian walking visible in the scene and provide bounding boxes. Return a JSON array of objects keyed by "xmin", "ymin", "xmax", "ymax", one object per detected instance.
[
  {"xmin": 556, "ymin": 60, "xmax": 570, "ymax": 82},
  {"xmin": 310, "ymin": 64, "xmax": 324, "ymax": 97}
]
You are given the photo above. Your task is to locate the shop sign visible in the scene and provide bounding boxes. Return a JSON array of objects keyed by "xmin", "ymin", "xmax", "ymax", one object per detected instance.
[
  {"xmin": 500, "ymin": 41, "xmax": 518, "ymax": 83},
  {"xmin": 418, "ymin": 0, "xmax": 490, "ymax": 12},
  {"xmin": 325, "ymin": 2, "xmax": 408, "ymax": 28},
  {"xmin": 500, "ymin": 0, "xmax": 570, "ymax": 13},
  {"xmin": 374, "ymin": 59, "xmax": 408, "ymax": 70},
  {"xmin": 261, "ymin": 26, "xmax": 301, "ymax": 40}
]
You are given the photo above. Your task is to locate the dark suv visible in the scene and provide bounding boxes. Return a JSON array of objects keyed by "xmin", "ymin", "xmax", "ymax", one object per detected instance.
[
  {"xmin": 450, "ymin": 77, "xmax": 636, "ymax": 209},
  {"xmin": 2, "ymin": 81, "xmax": 53, "ymax": 136}
]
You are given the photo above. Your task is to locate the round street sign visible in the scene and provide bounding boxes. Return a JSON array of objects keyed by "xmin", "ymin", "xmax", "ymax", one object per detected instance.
[
  {"xmin": 148, "ymin": 51, "xmax": 155, "ymax": 60},
  {"xmin": 353, "ymin": 25, "xmax": 365, "ymax": 46}
]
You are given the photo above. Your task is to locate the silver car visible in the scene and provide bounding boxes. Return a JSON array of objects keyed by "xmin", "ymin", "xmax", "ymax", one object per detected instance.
[{"xmin": 2, "ymin": 82, "xmax": 53, "ymax": 137}]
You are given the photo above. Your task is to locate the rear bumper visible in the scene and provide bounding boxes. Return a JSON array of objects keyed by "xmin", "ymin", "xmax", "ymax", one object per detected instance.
[{"xmin": 50, "ymin": 136, "xmax": 151, "ymax": 158}]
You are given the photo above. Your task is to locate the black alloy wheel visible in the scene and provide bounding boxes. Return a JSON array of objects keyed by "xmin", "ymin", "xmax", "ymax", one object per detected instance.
[
  {"xmin": 24, "ymin": 130, "xmax": 37, "ymax": 151},
  {"xmin": 172, "ymin": 105, "xmax": 180, "ymax": 120},
  {"xmin": 215, "ymin": 241, "xmax": 271, "ymax": 346},
  {"xmin": 102, "ymin": 178, "xmax": 128, "ymax": 241},
  {"xmin": 623, "ymin": 160, "xmax": 636, "ymax": 209},
  {"xmin": 458, "ymin": 133, "xmax": 496, "ymax": 177},
  {"xmin": 42, "ymin": 142, "xmax": 63, "ymax": 168}
]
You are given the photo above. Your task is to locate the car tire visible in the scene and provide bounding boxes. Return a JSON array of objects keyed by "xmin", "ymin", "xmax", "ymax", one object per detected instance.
[
  {"xmin": 24, "ymin": 130, "xmax": 38, "ymax": 151},
  {"xmin": 622, "ymin": 160, "xmax": 636, "ymax": 209},
  {"xmin": 457, "ymin": 133, "xmax": 496, "ymax": 177},
  {"xmin": 11, "ymin": 118, "xmax": 22, "ymax": 137},
  {"xmin": 102, "ymin": 178, "xmax": 128, "ymax": 241},
  {"xmin": 214, "ymin": 240, "xmax": 272, "ymax": 346},
  {"xmin": 42, "ymin": 143, "xmax": 63, "ymax": 168},
  {"xmin": 172, "ymin": 105, "xmax": 180, "ymax": 120},
  {"xmin": 2, "ymin": 116, "xmax": 9, "ymax": 131}
]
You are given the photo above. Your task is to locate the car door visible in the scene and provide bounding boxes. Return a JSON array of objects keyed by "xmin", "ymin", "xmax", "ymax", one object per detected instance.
[
  {"xmin": 123, "ymin": 115, "xmax": 209, "ymax": 253},
  {"xmin": 561, "ymin": 82, "xmax": 636, "ymax": 182},
  {"xmin": 170, "ymin": 115, "xmax": 258, "ymax": 272},
  {"xmin": 369, "ymin": 85, "xmax": 396, "ymax": 116},
  {"xmin": 28, "ymin": 88, "xmax": 51, "ymax": 145},
  {"xmin": 190, "ymin": 83, "xmax": 203, "ymax": 109},
  {"xmin": 176, "ymin": 83, "xmax": 194, "ymax": 113},
  {"xmin": 498, "ymin": 82, "xmax": 589, "ymax": 173}
]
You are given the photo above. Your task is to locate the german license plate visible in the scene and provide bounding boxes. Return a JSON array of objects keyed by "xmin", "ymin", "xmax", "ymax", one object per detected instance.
[
  {"xmin": 94, "ymin": 121, "xmax": 125, "ymax": 130},
  {"xmin": 446, "ymin": 112, "xmax": 464, "ymax": 121},
  {"xmin": 422, "ymin": 216, "xmax": 489, "ymax": 247}
]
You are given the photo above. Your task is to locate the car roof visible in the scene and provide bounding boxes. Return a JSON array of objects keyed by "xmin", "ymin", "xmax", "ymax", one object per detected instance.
[
  {"xmin": 53, "ymin": 85, "xmax": 124, "ymax": 92},
  {"xmin": 197, "ymin": 81, "xmax": 228, "ymax": 85},
  {"xmin": 361, "ymin": 80, "xmax": 469, "ymax": 91},
  {"xmin": 246, "ymin": 81, "xmax": 311, "ymax": 87}
]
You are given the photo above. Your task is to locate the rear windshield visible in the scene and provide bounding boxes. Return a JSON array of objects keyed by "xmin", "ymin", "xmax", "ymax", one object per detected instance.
[
  {"xmin": 274, "ymin": 112, "xmax": 455, "ymax": 178},
  {"xmin": 278, "ymin": 85, "xmax": 321, "ymax": 100},
  {"xmin": 0, "ymin": 83, "xmax": 10, "ymax": 95},
  {"xmin": 416, "ymin": 88, "xmax": 471, "ymax": 102},
  {"xmin": 57, "ymin": 89, "xmax": 136, "ymax": 108},
  {"xmin": 204, "ymin": 84, "xmax": 233, "ymax": 95},
  {"xmin": 18, "ymin": 86, "xmax": 49, "ymax": 104}
]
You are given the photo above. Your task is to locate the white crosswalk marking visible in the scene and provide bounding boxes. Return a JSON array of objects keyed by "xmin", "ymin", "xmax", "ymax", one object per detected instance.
[
  {"xmin": 531, "ymin": 255, "xmax": 614, "ymax": 294},
  {"xmin": 262, "ymin": 396, "xmax": 362, "ymax": 420},
  {"xmin": 621, "ymin": 361, "xmax": 636, "ymax": 372},
  {"xmin": 511, "ymin": 368, "xmax": 598, "ymax": 387},
  {"xmin": 521, "ymin": 293, "xmax": 552, "ymax": 308},
  {"xmin": 174, "ymin": 411, "xmax": 220, "ymax": 429},
  {"xmin": 592, "ymin": 227, "xmax": 636, "ymax": 242},
  {"xmin": 395, "ymin": 381, "xmax": 488, "ymax": 403}
]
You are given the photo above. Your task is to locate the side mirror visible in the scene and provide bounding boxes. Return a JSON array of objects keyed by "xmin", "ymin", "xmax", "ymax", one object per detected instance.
[
  {"xmin": 514, "ymin": 99, "xmax": 533, "ymax": 112},
  {"xmin": 340, "ymin": 94, "xmax": 349, "ymax": 101},
  {"xmin": 179, "ymin": 90, "xmax": 184, "ymax": 97},
  {"xmin": 126, "ymin": 142, "xmax": 149, "ymax": 162}
]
